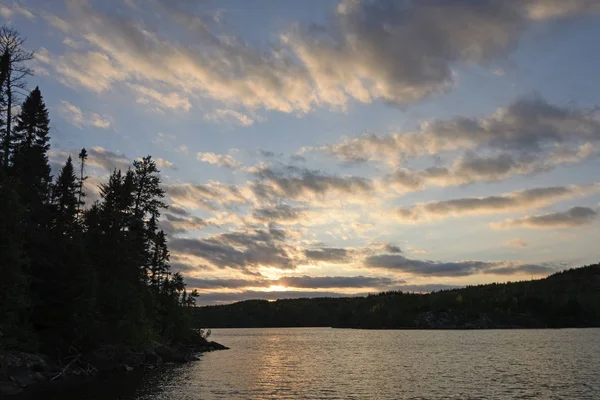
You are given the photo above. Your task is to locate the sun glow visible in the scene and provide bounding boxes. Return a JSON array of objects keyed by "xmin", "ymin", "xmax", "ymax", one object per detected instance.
[{"xmin": 265, "ymin": 285, "xmax": 289, "ymax": 292}]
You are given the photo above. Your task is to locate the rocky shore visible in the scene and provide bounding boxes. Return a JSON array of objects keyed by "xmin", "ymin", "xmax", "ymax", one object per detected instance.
[{"xmin": 0, "ymin": 338, "xmax": 229, "ymax": 396}]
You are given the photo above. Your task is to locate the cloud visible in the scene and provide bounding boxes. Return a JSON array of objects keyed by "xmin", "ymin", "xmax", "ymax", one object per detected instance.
[
  {"xmin": 57, "ymin": 101, "xmax": 112, "ymax": 129},
  {"xmin": 484, "ymin": 263, "xmax": 556, "ymax": 275},
  {"xmin": 197, "ymin": 152, "xmax": 244, "ymax": 169},
  {"xmin": 318, "ymin": 96, "xmax": 600, "ymax": 166},
  {"xmin": 284, "ymin": 1, "xmax": 598, "ymax": 109},
  {"xmin": 251, "ymin": 204, "xmax": 307, "ymax": 224},
  {"xmin": 363, "ymin": 254, "xmax": 555, "ymax": 278},
  {"xmin": 159, "ymin": 213, "xmax": 211, "ymax": 235},
  {"xmin": 364, "ymin": 254, "xmax": 491, "ymax": 277},
  {"xmin": 42, "ymin": 12, "xmax": 71, "ymax": 33},
  {"xmin": 127, "ymin": 83, "xmax": 192, "ymax": 112},
  {"xmin": 395, "ymin": 184, "xmax": 600, "ymax": 222},
  {"xmin": 0, "ymin": 2, "xmax": 35, "ymax": 21},
  {"xmin": 42, "ymin": 50, "xmax": 128, "ymax": 93},
  {"xmin": 153, "ymin": 132, "xmax": 176, "ymax": 145},
  {"xmin": 527, "ymin": 0, "xmax": 600, "ymax": 20},
  {"xmin": 384, "ymin": 145, "xmax": 597, "ymax": 193},
  {"xmin": 41, "ymin": 0, "xmax": 596, "ymax": 115},
  {"xmin": 165, "ymin": 182, "xmax": 249, "ymax": 211},
  {"xmin": 169, "ymin": 228, "xmax": 296, "ymax": 273},
  {"xmin": 86, "ymin": 146, "xmax": 130, "ymax": 172},
  {"xmin": 206, "ymin": 109, "xmax": 255, "ymax": 127},
  {"xmin": 155, "ymin": 157, "xmax": 177, "ymax": 170},
  {"xmin": 491, "ymin": 207, "xmax": 599, "ymax": 229},
  {"xmin": 304, "ymin": 248, "xmax": 351, "ymax": 263},
  {"xmin": 185, "ymin": 275, "xmax": 400, "ymax": 290},
  {"xmin": 251, "ymin": 164, "xmax": 373, "ymax": 203},
  {"xmin": 167, "ymin": 204, "xmax": 191, "ymax": 217},
  {"xmin": 383, "ymin": 243, "xmax": 402, "ymax": 253},
  {"xmin": 505, "ymin": 239, "xmax": 527, "ymax": 248},
  {"xmin": 44, "ymin": 0, "xmax": 316, "ymax": 113}
]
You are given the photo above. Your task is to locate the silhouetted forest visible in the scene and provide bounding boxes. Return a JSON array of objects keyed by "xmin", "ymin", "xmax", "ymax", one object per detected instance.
[
  {"xmin": 0, "ymin": 26, "xmax": 199, "ymax": 355},
  {"xmin": 195, "ymin": 264, "xmax": 600, "ymax": 329}
]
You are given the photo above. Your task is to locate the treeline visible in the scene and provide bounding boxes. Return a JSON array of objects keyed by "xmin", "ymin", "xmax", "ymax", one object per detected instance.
[
  {"xmin": 194, "ymin": 264, "xmax": 600, "ymax": 329},
  {"xmin": 0, "ymin": 26, "xmax": 198, "ymax": 354}
]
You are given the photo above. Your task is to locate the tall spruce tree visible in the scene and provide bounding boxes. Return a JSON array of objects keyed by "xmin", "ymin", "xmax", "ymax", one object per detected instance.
[
  {"xmin": 12, "ymin": 87, "xmax": 52, "ymax": 210},
  {"xmin": 53, "ymin": 156, "xmax": 79, "ymax": 234}
]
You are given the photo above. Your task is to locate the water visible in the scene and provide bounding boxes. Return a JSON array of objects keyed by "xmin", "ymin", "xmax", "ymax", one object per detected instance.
[{"xmin": 20, "ymin": 328, "xmax": 600, "ymax": 399}]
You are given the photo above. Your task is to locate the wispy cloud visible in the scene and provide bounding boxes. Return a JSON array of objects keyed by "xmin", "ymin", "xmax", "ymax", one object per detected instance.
[
  {"xmin": 197, "ymin": 152, "xmax": 244, "ymax": 169},
  {"xmin": 206, "ymin": 109, "xmax": 255, "ymax": 127},
  {"xmin": 0, "ymin": 2, "xmax": 35, "ymax": 21},
  {"xmin": 491, "ymin": 207, "xmax": 599, "ymax": 229},
  {"xmin": 395, "ymin": 184, "xmax": 600, "ymax": 222},
  {"xmin": 39, "ymin": 0, "xmax": 599, "ymax": 114},
  {"xmin": 127, "ymin": 83, "xmax": 192, "ymax": 112},
  {"xmin": 57, "ymin": 101, "xmax": 112, "ymax": 129}
]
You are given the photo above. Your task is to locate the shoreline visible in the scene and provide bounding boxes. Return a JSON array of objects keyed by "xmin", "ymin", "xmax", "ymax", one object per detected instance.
[{"xmin": 0, "ymin": 339, "xmax": 229, "ymax": 396}]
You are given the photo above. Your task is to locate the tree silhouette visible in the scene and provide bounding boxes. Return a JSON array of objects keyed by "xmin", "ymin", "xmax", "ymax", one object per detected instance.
[
  {"xmin": 0, "ymin": 26, "xmax": 33, "ymax": 169},
  {"xmin": 0, "ymin": 26, "xmax": 201, "ymax": 354}
]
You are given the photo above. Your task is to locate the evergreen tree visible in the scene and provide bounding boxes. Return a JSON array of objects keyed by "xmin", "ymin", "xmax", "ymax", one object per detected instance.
[
  {"xmin": 0, "ymin": 176, "xmax": 32, "ymax": 349},
  {"xmin": 53, "ymin": 156, "xmax": 79, "ymax": 234},
  {"xmin": 0, "ymin": 26, "xmax": 203, "ymax": 356},
  {"xmin": 12, "ymin": 87, "xmax": 52, "ymax": 211}
]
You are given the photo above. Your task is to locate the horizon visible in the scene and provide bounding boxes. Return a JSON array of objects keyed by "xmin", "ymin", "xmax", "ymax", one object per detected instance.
[{"xmin": 4, "ymin": 0, "xmax": 600, "ymax": 305}]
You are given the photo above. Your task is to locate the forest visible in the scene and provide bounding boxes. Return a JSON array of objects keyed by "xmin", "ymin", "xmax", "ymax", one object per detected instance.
[
  {"xmin": 0, "ymin": 26, "xmax": 201, "ymax": 356},
  {"xmin": 194, "ymin": 263, "xmax": 600, "ymax": 329}
]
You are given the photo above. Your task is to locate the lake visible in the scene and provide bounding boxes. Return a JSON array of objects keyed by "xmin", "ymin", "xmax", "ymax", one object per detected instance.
[{"xmin": 20, "ymin": 328, "xmax": 600, "ymax": 399}]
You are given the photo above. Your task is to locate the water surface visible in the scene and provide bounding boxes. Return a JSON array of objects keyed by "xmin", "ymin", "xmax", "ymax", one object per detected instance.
[{"xmin": 22, "ymin": 328, "xmax": 600, "ymax": 399}]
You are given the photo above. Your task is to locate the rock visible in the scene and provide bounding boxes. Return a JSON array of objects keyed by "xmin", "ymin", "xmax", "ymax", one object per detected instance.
[
  {"xmin": 208, "ymin": 341, "xmax": 229, "ymax": 350},
  {"xmin": 155, "ymin": 346, "xmax": 188, "ymax": 363},
  {"xmin": 144, "ymin": 351, "xmax": 163, "ymax": 366}
]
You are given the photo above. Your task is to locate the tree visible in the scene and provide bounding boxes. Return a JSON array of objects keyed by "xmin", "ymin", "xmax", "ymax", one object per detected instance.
[
  {"xmin": 12, "ymin": 87, "xmax": 52, "ymax": 211},
  {"xmin": 132, "ymin": 156, "xmax": 167, "ymax": 219},
  {"xmin": 0, "ymin": 26, "xmax": 33, "ymax": 169},
  {"xmin": 77, "ymin": 148, "xmax": 88, "ymax": 217},
  {"xmin": 0, "ymin": 176, "xmax": 32, "ymax": 349},
  {"xmin": 53, "ymin": 156, "xmax": 79, "ymax": 234}
]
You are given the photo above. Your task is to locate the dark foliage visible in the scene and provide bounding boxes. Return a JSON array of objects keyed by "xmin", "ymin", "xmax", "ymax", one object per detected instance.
[
  {"xmin": 194, "ymin": 264, "xmax": 600, "ymax": 329},
  {"xmin": 0, "ymin": 27, "xmax": 199, "ymax": 355}
]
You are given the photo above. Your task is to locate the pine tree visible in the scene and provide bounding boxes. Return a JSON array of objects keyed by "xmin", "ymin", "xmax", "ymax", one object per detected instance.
[
  {"xmin": 53, "ymin": 156, "xmax": 79, "ymax": 234},
  {"xmin": 12, "ymin": 87, "xmax": 52, "ymax": 212}
]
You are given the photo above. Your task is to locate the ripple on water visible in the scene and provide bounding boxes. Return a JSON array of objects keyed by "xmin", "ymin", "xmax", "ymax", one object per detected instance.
[{"xmin": 16, "ymin": 328, "xmax": 600, "ymax": 400}]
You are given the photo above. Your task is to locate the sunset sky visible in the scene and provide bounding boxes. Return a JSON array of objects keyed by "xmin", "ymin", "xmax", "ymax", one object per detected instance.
[{"xmin": 4, "ymin": 0, "xmax": 600, "ymax": 304}]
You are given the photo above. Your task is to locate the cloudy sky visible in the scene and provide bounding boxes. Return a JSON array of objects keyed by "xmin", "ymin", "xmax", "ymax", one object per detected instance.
[{"xmin": 4, "ymin": 0, "xmax": 600, "ymax": 304}]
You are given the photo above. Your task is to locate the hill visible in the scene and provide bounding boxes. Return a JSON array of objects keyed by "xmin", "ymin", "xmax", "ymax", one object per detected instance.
[{"xmin": 194, "ymin": 264, "xmax": 600, "ymax": 329}]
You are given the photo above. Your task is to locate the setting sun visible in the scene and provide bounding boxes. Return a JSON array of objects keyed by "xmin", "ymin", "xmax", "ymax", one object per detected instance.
[{"xmin": 265, "ymin": 285, "xmax": 289, "ymax": 292}]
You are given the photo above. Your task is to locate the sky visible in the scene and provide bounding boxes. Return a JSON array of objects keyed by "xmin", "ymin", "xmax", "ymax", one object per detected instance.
[{"xmin": 3, "ymin": 0, "xmax": 600, "ymax": 305}]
